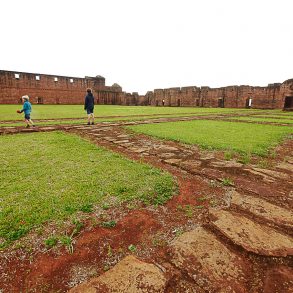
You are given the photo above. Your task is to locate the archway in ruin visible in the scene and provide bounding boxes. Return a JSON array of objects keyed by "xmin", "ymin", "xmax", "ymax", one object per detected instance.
[{"xmin": 284, "ymin": 96, "xmax": 293, "ymax": 110}]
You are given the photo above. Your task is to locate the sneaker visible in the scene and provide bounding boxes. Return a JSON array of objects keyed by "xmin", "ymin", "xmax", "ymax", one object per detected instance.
[
  {"xmin": 87, "ymin": 122, "xmax": 90, "ymax": 125},
  {"xmin": 32, "ymin": 125, "xmax": 36, "ymax": 127},
  {"xmin": 26, "ymin": 125, "xmax": 30, "ymax": 128},
  {"xmin": 91, "ymin": 122, "xmax": 94, "ymax": 125}
]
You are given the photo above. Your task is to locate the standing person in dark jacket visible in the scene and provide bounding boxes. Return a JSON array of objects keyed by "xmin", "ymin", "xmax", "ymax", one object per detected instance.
[{"xmin": 84, "ymin": 88, "xmax": 95, "ymax": 125}]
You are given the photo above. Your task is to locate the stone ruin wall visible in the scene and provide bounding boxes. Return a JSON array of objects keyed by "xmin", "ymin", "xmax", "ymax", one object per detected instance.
[
  {"xmin": 1, "ymin": 70, "xmax": 293, "ymax": 109},
  {"xmin": 146, "ymin": 81, "xmax": 293, "ymax": 109},
  {"xmin": 0, "ymin": 70, "xmax": 134, "ymax": 105}
]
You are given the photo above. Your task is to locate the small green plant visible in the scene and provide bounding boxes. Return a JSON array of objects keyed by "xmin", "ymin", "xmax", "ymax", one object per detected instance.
[
  {"xmin": 174, "ymin": 228, "xmax": 184, "ymax": 237},
  {"xmin": 152, "ymin": 235, "xmax": 167, "ymax": 247},
  {"xmin": 177, "ymin": 204, "xmax": 193, "ymax": 217},
  {"xmin": 101, "ymin": 203, "xmax": 110, "ymax": 210},
  {"xmin": 221, "ymin": 178, "xmax": 234, "ymax": 186},
  {"xmin": 258, "ymin": 159, "xmax": 270, "ymax": 169},
  {"xmin": 126, "ymin": 202, "xmax": 138, "ymax": 210},
  {"xmin": 45, "ymin": 236, "xmax": 58, "ymax": 248},
  {"xmin": 101, "ymin": 220, "xmax": 117, "ymax": 228},
  {"xmin": 184, "ymin": 205, "xmax": 193, "ymax": 217},
  {"xmin": 197, "ymin": 196, "xmax": 207, "ymax": 202},
  {"xmin": 60, "ymin": 235, "xmax": 74, "ymax": 254},
  {"xmin": 224, "ymin": 151, "xmax": 233, "ymax": 161},
  {"xmin": 89, "ymin": 216, "xmax": 99, "ymax": 227},
  {"xmin": 107, "ymin": 244, "xmax": 113, "ymax": 257},
  {"xmin": 128, "ymin": 244, "xmax": 137, "ymax": 252},
  {"xmin": 195, "ymin": 205, "xmax": 204, "ymax": 209},
  {"xmin": 269, "ymin": 150, "xmax": 277, "ymax": 159},
  {"xmin": 237, "ymin": 152, "xmax": 251, "ymax": 164},
  {"xmin": 116, "ymin": 186, "xmax": 129, "ymax": 194},
  {"xmin": 80, "ymin": 203, "xmax": 93, "ymax": 213},
  {"xmin": 71, "ymin": 219, "xmax": 84, "ymax": 237}
]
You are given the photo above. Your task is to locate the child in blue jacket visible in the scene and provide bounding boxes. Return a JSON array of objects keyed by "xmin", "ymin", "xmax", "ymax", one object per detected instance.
[{"xmin": 17, "ymin": 95, "xmax": 35, "ymax": 128}]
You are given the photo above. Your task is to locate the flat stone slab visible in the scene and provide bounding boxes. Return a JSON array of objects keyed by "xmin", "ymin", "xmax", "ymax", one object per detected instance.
[
  {"xmin": 121, "ymin": 143, "xmax": 134, "ymax": 147},
  {"xmin": 169, "ymin": 227, "xmax": 249, "ymax": 292},
  {"xmin": 103, "ymin": 137, "xmax": 116, "ymax": 142},
  {"xmin": 69, "ymin": 255, "xmax": 167, "ymax": 293},
  {"xmin": 20, "ymin": 128, "xmax": 39, "ymax": 132},
  {"xmin": 210, "ymin": 160, "xmax": 243, "ymax": 168},
  {"xmin": 276, "ymin": 162, "xmax": 293, "ymax": 172},
  {"xmin": 95, "ymin": 127, "xmax": 113, "ymax": 131},
  {"xmin": 231, "ymin": 191, "xmax": 293, "ymax": 229},
  {"xmin": 117, "ymin": 134, "xmax": 130, "ymax": 138},
  {"xmin": 113, "ymin": 140, "xmax": 130, "ymax": 144},
  {"xmin": 129, "ymin": 147, "xmax": 149, "ymax": 153},
  {"xmin": 74, "ymin": 127, "xmax": 92, "ymax": 130},
  {"xmin": 180, "ymin": 160, "xmax": 202, "ymax": 170},
  {"xmin": 163, "ymin": 158, "xmax": 182, "ymax": 165},
  {"xmin": 156, "ymin": 145, "xmax": 179, "ymax": 152},
  {"xmin": 199, "ymin": 153, "xmax": 215, "ymax": 160},
  {"xmin": 252, "ymin": 167, "xmax": 290, "ymax": 181},
  {"xmin": 37, "ymin": 126, "xmax": 58, "ymax": 131},
  {"xmin": 244, "ymin": 168, "xmax": 275, "ymax": 183},
  {"xmin": 210, "ymin": 209, "xmax": 293, "ymax": 256},
  {"xmin": 158, "ymin": 152, "xmax": 176, "ymax": 159}
]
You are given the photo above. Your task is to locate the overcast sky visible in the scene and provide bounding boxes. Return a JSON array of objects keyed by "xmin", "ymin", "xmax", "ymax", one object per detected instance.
[{"xmin": 1, "ymin": 0, "xmax": 292, "ymax": 94}]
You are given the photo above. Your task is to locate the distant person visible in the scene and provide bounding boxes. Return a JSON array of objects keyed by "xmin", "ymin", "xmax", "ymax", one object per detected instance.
[
  {"xmin": 17, "ymin": 95, "xmax": 35, "ymax": 128},
  {"xmin": 162, "ymin": 99, "xmax": 165, "ymax": 106},
  {"xmin": 84, "ymin": 88, "xmax": 95, "ymax": 125}
]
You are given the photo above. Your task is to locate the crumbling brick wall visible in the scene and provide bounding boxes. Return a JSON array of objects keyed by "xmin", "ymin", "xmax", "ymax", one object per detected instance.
[
  {"xmin": 148, "ymin": 80, "xmax": 293, "ymax": 109},
  {"xmin": 0, "ymin": 70, "xmax": 129, "ymax": 105},
  {"xmin": 1, "ymin": 70, "xmax": 292, "ymax": 109}
]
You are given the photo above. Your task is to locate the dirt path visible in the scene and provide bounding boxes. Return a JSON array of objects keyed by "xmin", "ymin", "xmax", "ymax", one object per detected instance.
[{"xmin": 0, "ymin": 117, "xmax": 292, "ymax": 293}]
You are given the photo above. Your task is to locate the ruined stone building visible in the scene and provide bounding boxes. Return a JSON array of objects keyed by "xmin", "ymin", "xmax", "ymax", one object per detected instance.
[
  {"xmin": 0, "ymin": 70, "xmax": 292, "ymax": 109},
  {"xmin": 146, "ymin": 80, "xmax": 293, "ymax": 110}
]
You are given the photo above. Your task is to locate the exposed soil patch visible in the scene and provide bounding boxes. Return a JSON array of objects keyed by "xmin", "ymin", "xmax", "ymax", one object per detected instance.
[{"xmin": 0, "ymin": 116, "xmax": 292, "ymax": 292}]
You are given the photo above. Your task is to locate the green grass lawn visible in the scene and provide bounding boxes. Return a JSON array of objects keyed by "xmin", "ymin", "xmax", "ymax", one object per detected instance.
[
  {"xmin": 127, "ymin": 120, "xmax": 292, "ymax": 156},
  {"xmin": 0, "ymin": 112, "xmax": 255, "ymax": 128},
  {"xmin": 227, "ymin": 116, "xmax": 293, "ymax": 124},
  {"xmin": 0, "ymin": 132, "xmax": 176, "ymax": 248},
  {"xmin": 0, "ymin": 104, "xmax": 274, "ymax": 121},
  {"xmin": 250, "ymin": 114, "xmax": 293, "ymax": 120}
]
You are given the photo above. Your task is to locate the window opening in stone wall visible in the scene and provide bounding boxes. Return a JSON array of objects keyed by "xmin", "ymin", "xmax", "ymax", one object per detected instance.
[
  {"xmin": 15, "ymin": 73, "xmax": 20, "ymax": 79},
  {"xmin": 70, "ymin": 78, "xmax": 74, "ymax": 83},
  {"xmin": 37, "ymin": 97, "xmax": 43, "ymax": 104},
  {"xmin": 36, "ymin": 75, "xmax": 40, "ymax": 81},
  {"xmin": 54, "ymin": 77, "xmax": 58, "ymax": 82},
  {"xmin": 218, "ymin": 98, "xmax": 224, "ymax": 108},
  {"xmin": 246, "ymin": 97, "xmax": 252, "ymax": 108}
]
